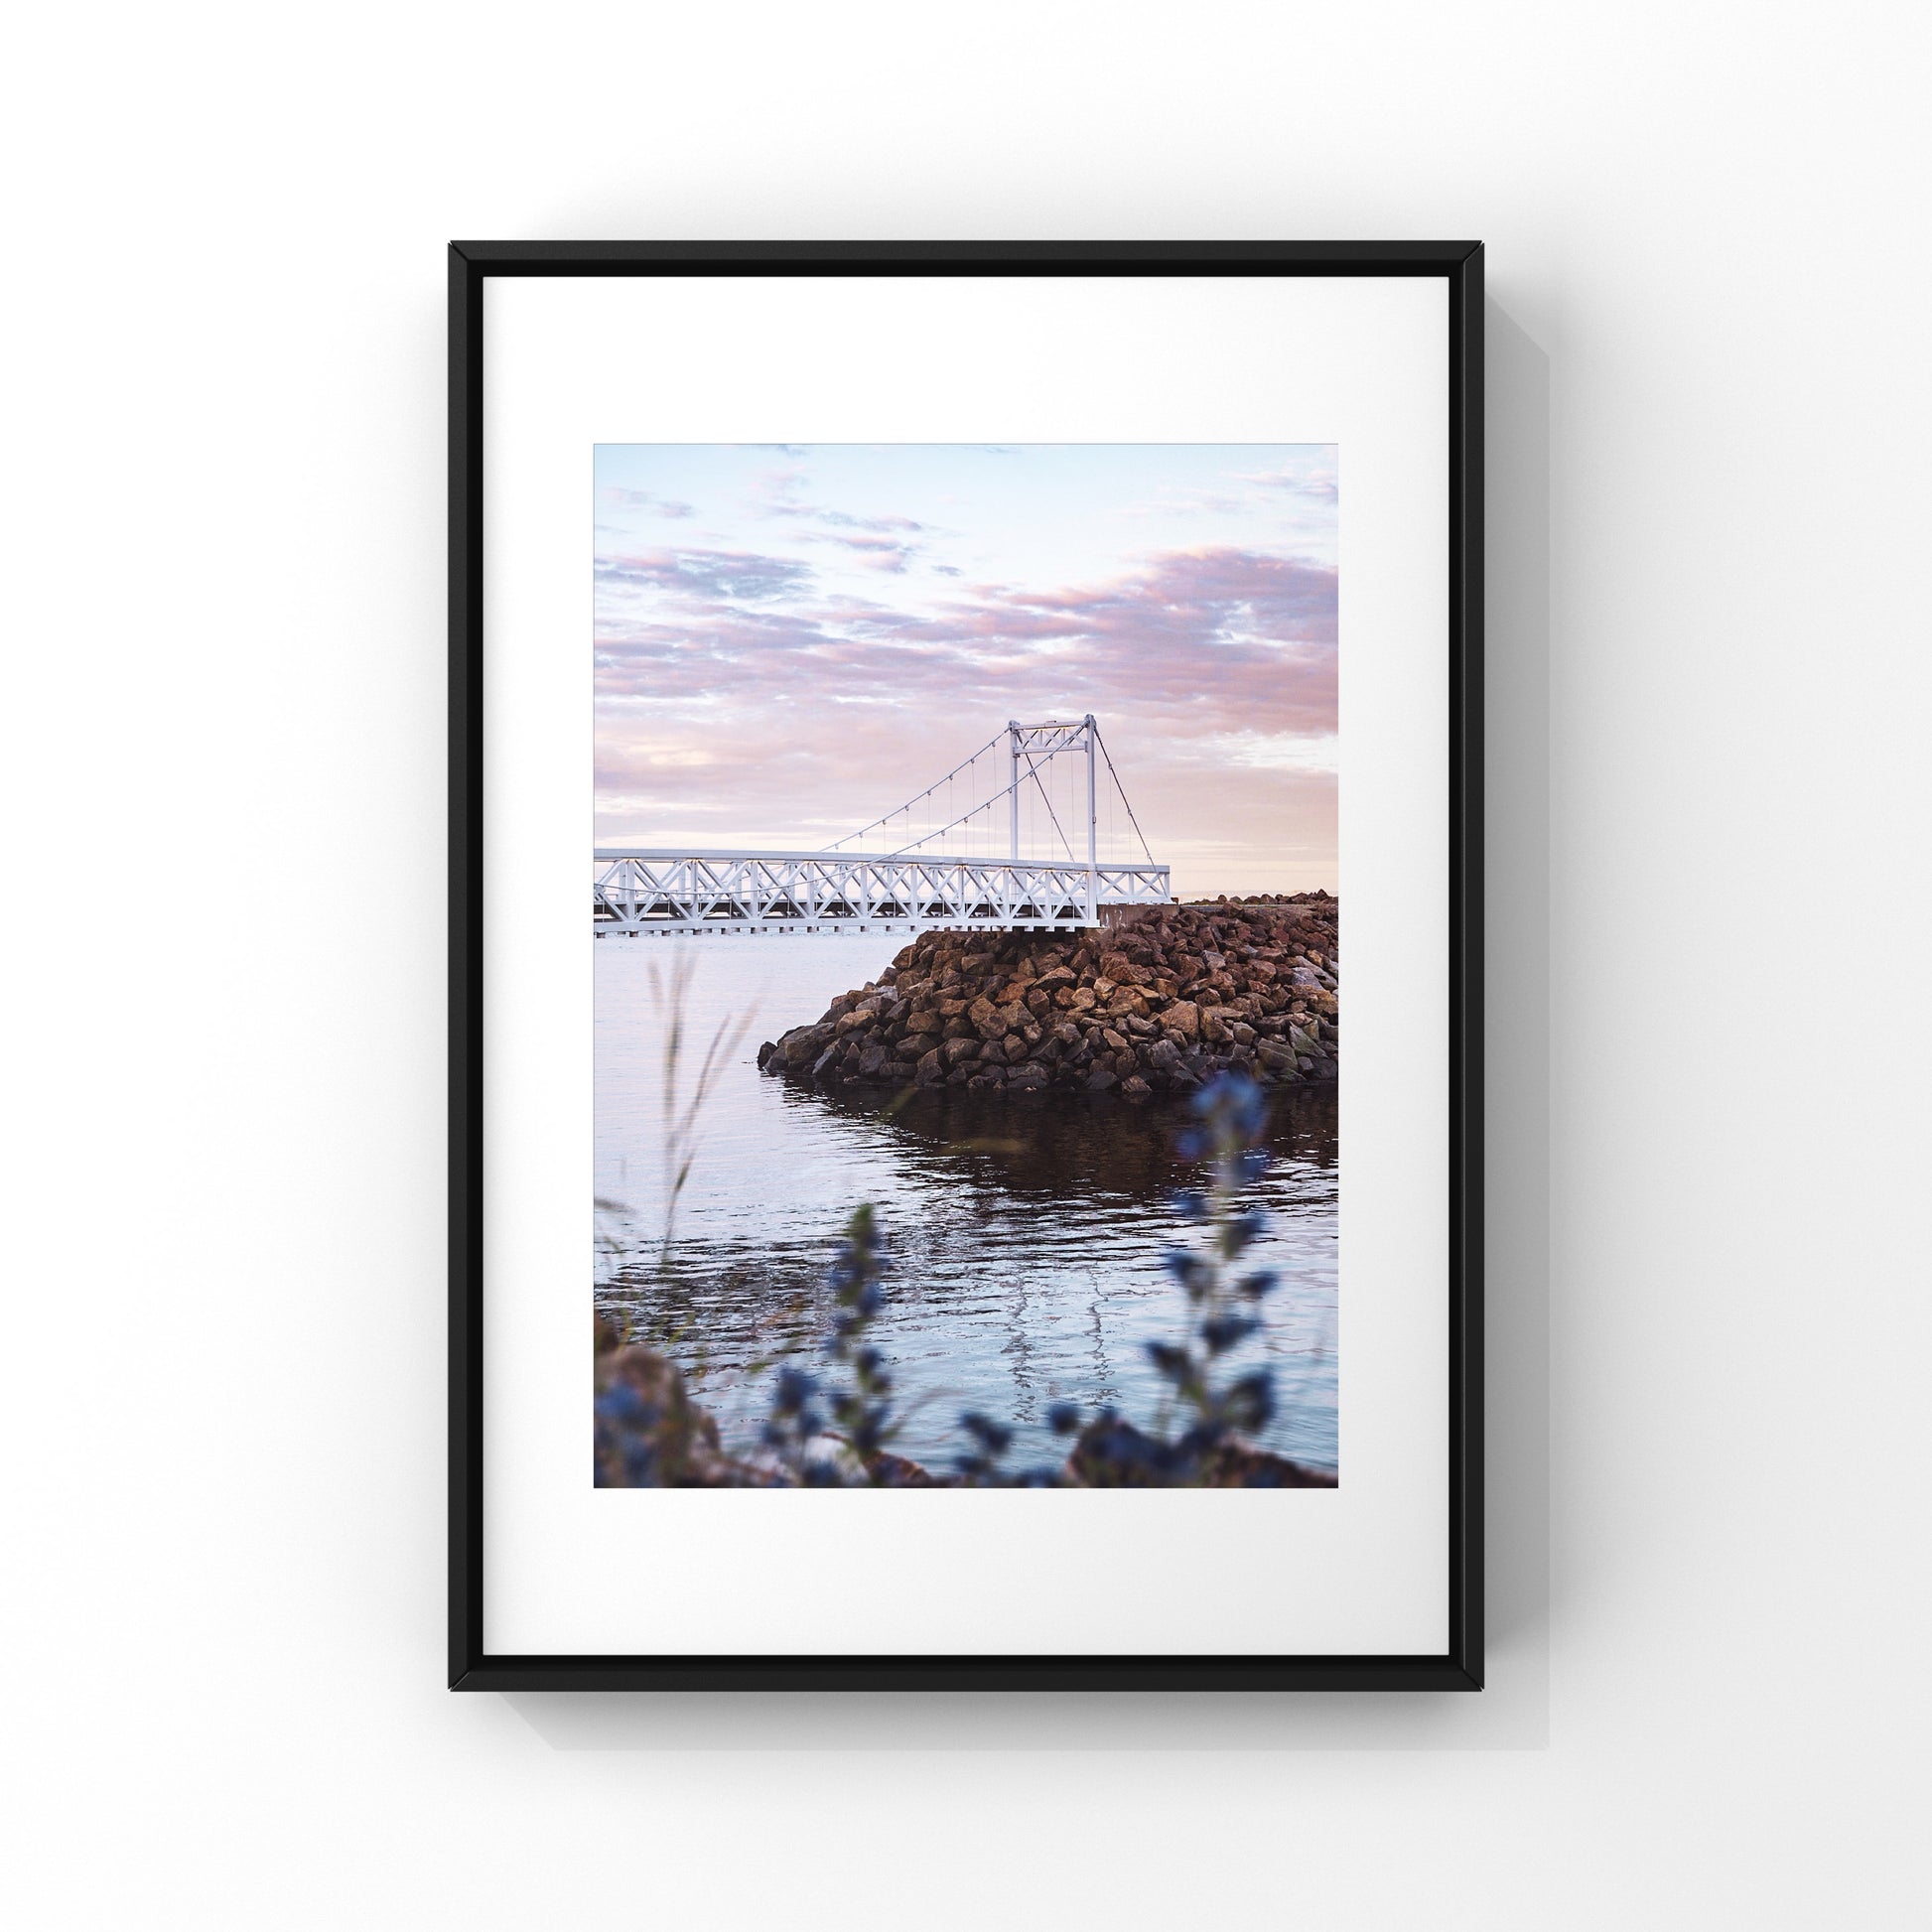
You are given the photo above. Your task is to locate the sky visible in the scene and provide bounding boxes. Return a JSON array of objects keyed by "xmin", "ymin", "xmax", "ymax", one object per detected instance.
[{"xmin": 593, "ymin": 444, "xmax": 1338, "ymax": 897}]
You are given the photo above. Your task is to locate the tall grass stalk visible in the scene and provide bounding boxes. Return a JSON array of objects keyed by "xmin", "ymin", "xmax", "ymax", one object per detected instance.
[{"xmin": 646, "ymin": 949, "xmax": 756, "ymax": 1271}]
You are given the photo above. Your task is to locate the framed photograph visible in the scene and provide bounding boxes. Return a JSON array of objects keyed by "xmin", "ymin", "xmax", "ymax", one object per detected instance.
[{"xmin": 450, "ymin": 240, "xmax": 1482, "ymax": 1691}]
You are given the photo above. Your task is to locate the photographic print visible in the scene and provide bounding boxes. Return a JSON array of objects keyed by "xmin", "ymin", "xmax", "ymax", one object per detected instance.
[{"xmin": 592, "ymin": 441, "xmax": 1343, "ymax": 1489}]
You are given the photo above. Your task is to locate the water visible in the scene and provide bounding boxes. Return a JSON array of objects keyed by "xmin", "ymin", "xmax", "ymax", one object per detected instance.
[{"xmin": 594, "ymin": 930, "xmax": 1338, "ymax": 1474}]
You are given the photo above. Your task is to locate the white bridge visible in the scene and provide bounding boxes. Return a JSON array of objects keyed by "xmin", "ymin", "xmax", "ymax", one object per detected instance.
[{"xmin": 595, "ymin": 717, "xmax": 1171, "ymax": 937}]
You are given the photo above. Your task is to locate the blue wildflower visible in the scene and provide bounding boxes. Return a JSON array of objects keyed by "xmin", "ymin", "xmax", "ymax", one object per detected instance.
[
  {"xmin": 959, "ymin": 1411, "xmax": 1013, "ymax": 1454},
  {"xmin": 772, "ymin": 1365, "xmax": 818, "ymax": 1413},
  {"xmin": 1200, "ymin": 1313, "xmax": 1260, "ymax": 1356},
  {"xmin": 1162, "ymin": 1248, "xmax": 1212, "ymax": 1299},
  {"xmin": 1145, "ymin": 1340, "xmax": 1195, "ymax": 1382},
  {"xmin": 1222, "ymin": 1206, "xmax": 1269, "ymax": 1257},
  {"xmin": 1221, "ymin": 1371, "xmax": 1276, "ymax": 1434}
]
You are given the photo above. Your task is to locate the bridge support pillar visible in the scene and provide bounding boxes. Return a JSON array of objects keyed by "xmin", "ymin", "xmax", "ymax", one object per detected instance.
[
  {"xmin": 1008, "ymin": 720, "xmax": 1021, "ymax": 863},
  {"xmin": 1084, "ymin": 711, "xmax": 1098, "ymax": 923}
]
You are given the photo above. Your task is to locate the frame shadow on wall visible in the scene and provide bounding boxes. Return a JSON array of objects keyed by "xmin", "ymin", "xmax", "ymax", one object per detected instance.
[{"xmin": 509, "ymin": 297, "xmax": 1552, "ymax": 1750}]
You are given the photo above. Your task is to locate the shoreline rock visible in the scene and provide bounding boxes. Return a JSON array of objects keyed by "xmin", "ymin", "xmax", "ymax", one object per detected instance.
[{"xmin": 758, "ymin": 895, "xmax": 1339, "ymax": 1099}]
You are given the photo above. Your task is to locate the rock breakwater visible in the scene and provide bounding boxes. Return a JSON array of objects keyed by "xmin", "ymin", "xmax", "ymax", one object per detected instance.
[{"xmin": 758, "ymin": 895, "xmax": 1338, "ymax": 1099}]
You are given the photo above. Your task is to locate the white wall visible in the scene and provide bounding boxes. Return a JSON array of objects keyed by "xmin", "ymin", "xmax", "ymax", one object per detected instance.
[{"xmin": 6, "ymin": 3, "xmax": 1927, "ymax": 1926}]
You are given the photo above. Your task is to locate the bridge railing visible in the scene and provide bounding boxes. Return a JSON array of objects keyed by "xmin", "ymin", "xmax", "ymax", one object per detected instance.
[{"xmin": 592, "ymin": 849, "xmax": 1172, "ymax": 935}]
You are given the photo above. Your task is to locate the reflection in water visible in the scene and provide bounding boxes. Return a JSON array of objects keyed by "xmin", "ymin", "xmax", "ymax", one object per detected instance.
[{"xmin": 595, "ymin": 933, "xmax": 1337, "ymax": 1471}]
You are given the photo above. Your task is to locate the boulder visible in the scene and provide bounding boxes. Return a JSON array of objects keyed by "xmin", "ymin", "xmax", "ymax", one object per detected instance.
[
  {"xmin": 783, "ymin": 1025, "xmax": 832, "ymax": 1068},
  {"xmin": 1063, "ymin": 1415, "xmax": 1336, "ymax": 1488}
]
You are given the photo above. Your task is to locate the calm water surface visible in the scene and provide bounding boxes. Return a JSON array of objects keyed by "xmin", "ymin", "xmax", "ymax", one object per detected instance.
[{"xmin": 594, "ymin": 930, "xmax": 1338, "ymax": 1472}]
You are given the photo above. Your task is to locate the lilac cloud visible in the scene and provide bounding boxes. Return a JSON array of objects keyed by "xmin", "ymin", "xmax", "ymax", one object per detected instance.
[
  {"xmin": 1235, "ymin": 466, "xmax": 1338, "ymax": 503},
  {"xmin": 601, "ymin": 484, "xmax": 696, "ymax": 517},
  {"xmin": 596, "ymin": 547, "xmax": 815, "ymax": 602},
  {"xmin": 595, "ymin": 546, "xmax": 1335, "ymax": 738}
]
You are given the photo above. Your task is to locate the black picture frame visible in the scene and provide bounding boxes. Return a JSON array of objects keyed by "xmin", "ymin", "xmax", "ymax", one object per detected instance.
[{"xmin": 449, "ymin": 239, "xmax": 1483, "ymax": 1693}]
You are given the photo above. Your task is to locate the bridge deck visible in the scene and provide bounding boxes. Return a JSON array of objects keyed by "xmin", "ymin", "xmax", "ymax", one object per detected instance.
[{"xmin": 593, "ymin": 849, "xmax": 1172, "ymax": 936}]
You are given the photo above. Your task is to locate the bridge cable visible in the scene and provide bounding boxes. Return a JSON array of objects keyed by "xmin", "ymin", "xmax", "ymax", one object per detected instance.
[
  {"xmin": 828, "ymin": 729, "xmax": 1008, "ymax": 851},
  {"xmin": 1018, "ymin": 744, "xmax": 1077, "ymax": 863},
  {"xmin": 1094, "ymin": 725, "xmax": 1156, "ymax": 866},
  {"xmin": 884, "ymin": 757, "xmax": 1033, "ymax": 859}
]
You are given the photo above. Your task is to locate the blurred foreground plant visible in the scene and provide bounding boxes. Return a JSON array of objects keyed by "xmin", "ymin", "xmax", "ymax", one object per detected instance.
[
  {"xmin": 1050, "ymin": 1073, "xmax": 1292, "ymax": 1485},
  {"xmin": 594, "ymin": 1316, "xmax": 730, "ymax": 1486},
  {"xmin": 596, "ymin": 952, "xmax": 757, "ymax": 1361},
  {"xmin": 758, "ymin": 1203, "xmax": 908, "ymax": 1484},
  {"xmin": 645, "ymin": 951, "xmax": 755, "ymax": 1268}
]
